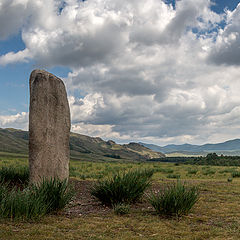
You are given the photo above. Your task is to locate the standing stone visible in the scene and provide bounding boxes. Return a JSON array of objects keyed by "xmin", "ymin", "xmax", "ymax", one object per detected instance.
[{"xmin": 29, "ymin": 69, "xmax": 71, "ymax": 184}]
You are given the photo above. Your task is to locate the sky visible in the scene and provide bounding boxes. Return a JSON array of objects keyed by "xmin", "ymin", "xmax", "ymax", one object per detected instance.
[{"xmin": 1, "ymin": 0, "xmax": 240, "ymax": 146}]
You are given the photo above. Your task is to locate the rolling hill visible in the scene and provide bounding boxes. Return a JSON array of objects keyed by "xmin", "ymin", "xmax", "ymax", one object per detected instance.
[
  {"xmin": 0, "ymin": 128, "xmax": 165, "ymax": 161},
  {"xmin": 140, "ymin": 139, "xmax": 240, "ymax": 156}
]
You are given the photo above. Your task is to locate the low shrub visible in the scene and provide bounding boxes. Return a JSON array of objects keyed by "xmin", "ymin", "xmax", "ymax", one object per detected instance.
[
  {"xmin": 148, "ymin": 181, "xmax": 199, "ymax": 217},
  {"xmin": 187, "ymin": 169, "xmax": 198, "ymax": 175},
  {"xmin": 155, "ymin": 168, "xmax": 174, "ymax": 174},
  {"xmin": 91, "ymin": 169, "xmax": 153, "ymax": 206},
  {"xmin": 0, "ymin": 166, "xmax": 29, "ymax": 185},
  {"xmin": 219, "ymin": 168, "xmax": 236, "ymax": 174},
  {"xmin": 104, "ymin": 154, "xmax": 121, "ymax": 159},
  {"xmin": 227, "ymin": 178, "xmax": 233, "ymax": 182},
  {"xmin": 232, "ymin": 171, "xmax": 240, "ymax": 178},
  {"xmin": 113, "ymin": 203, "xmax": 130, "ymax": 215},
  {"xmin": 202, "ymin": 169, "xmax": 216, "ymax": 175},
  {"xmin": 166, "ymin": 174, "xmax": 180, "ymax": 179}
]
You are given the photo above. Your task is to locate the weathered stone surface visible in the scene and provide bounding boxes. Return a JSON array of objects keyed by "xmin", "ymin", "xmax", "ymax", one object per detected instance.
[{"xmin": 29, "ymin": 69, "xmax": 71, "ymax": 183}]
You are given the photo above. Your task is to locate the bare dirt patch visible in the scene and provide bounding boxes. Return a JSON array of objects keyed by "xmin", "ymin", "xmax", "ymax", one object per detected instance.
[
  {"xmin": 62, "ymin": 179, "xmax": 111, "ymax": 217},
  {"xmin": 61, "ymin": 179, "xmax": 154, "ymax": 217}
]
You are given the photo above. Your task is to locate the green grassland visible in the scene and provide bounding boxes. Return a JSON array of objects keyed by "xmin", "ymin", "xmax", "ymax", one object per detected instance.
[
  {"xmin": 0, "ymin": 128, "xmax": 165, "ymax": 162},
  {"xmin": 1, "ymin": 154, "xmax": 240, "ymax": 239}
]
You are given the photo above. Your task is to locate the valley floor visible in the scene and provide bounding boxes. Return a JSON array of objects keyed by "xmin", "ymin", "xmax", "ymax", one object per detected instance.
[{"xmin": 1, "ymin": 156, "xmax": 240, "ymax": 239}]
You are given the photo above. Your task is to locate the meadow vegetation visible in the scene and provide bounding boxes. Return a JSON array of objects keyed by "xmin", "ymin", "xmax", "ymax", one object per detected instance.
[
  {"xmin": 152, "ymin": 153, "xmax": 240, "ymax": 166},
  {"xmin": 1, "ymin": 154, "xmax": 240, "ymax": 239},
  {"xmin": 0, "ymin": 164, "xmax": 74, "ymax": 220},
  {"xmin": 0, "ymin": 165, "xmax": 29, "ymax": 185}
]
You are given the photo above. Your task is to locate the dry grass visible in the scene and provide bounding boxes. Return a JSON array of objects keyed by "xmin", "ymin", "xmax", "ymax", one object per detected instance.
[
  {"xmin": 1, "ymin": 156, "xmax": 240, "ymax": 239},
  {"xmin": 1, "ymin": 179, "xmax": 240, "ymax": 240}
]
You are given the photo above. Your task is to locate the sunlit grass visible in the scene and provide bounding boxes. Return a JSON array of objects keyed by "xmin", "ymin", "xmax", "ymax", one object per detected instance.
[
  {"xmin": 1, "ymin": 179, "xmax": 240, "ymax": 239},
  {"xmin": 2, "ymin": 155, "xmax": 240, "ymax": 181},
  {"xmin": 69, "ymin": 160, "xmax": 240, "ymax": 181},
  {"xmin": 1, "ymin": 154, "xmax": 240, "ymax": 239}
]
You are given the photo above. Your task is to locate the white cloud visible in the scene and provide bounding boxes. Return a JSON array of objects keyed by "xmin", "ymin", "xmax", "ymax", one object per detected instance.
[
  {"xmin": 0, "ymin": 112, "xmax": 28, "ymax": 130},
  {"xmin": 0, "ymin": 0, "xmax": 58, "ymax": 39},
  {"xmin": 0, "ymin": 49, "xmax": 31, "ymax": 65},
  {"xmin": 1, "ymin": 0, "xmax": 240, "ymax": 145},
  {"xmin": 69, "ymin": 93, "xmax": 105, "ymax": 122},
  {"xmin": 71, "ymin": 122, "xmax": 131, "ymax": 140},
  {"xmin": 0, "ymin": 0, "xmax": 29, "ymax": 40},
  {"xmin": 208, "ymin": 3, "xmax": 240, "ymax": 65}
]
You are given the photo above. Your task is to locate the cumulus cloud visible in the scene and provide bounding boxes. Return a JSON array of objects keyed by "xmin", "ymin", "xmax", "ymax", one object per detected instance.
[
  {"xmin": 208, "ymin": 3, "xmax": 240, "ymax": 65},
  {"xmin": 71, "ymin": 122, "xmax": 131, "ymax": 141},
  {"xmin": 67, "ymin": 63, "xmax": 240, "ymax": 144},
  {"xmin": 1, "ymin": 0, "xmax": 240, "ymax": 144},
  {"xmin": 0, "ymin": 112, "xmax": 28, "ymax": 130},
  {"xmin": 0, "ymin": 0, "xmax": 58, "ymax": 39},
  {"xmin": 1, "ymin": 0, "xmax": 221, "ymax": 67},
  {"xmin": 0, "ymin": 49, "xmax": 31, "ymax": 65},
  {"xmin": 0, "ymin": 0, "xmax": 29, "ymax": 40}
]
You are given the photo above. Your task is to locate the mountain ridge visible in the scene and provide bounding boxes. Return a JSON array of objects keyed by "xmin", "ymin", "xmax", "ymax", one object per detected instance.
[
  {"xmin": 0, "ymin": 128, "xmax": 165, "ymax": 161},
  {"xmin": 139, "ymin": 139, "xmax": 240, "ymax": 156}
]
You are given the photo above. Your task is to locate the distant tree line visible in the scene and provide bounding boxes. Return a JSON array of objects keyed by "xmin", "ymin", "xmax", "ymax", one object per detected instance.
[
  {"xmin": 148, "ymin": 153, "xmax": 240, "ymax": 166},
  {"xmin": 104, "ymin": 154, "xmax": 121, "ymax": 159}
]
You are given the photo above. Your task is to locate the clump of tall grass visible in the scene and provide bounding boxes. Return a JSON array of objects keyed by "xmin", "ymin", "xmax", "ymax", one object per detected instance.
[
  {"xmin": 219, "ymin": 168, "xmax": 236, "ymax": 174},
  {"xmin": 91, "ymin": 169, "xmax": 153, "ymax": 206},
  {"xmin": 154, "ymin": 168, "xmax": 174, "ymax": 174},
  {"xmin": 113, "ymin": 203, "xmax": 130, "ymax": 215},
  {"xmin": 187, "ymin": 168, "xmax": 198, "ymax": 175},
  {"xmin": 166, "ymin": 174, "xmax": 180, "ymax": 179},
  {"xmin": 31, "ymin": 178, "xmax": 75, "ymax": 213},
  {"xmin": 148, "ymin": 181, "xmax": 199, "ymax": 217},
  {"xmin": 0, "ymin": 178, "xmax": 74, "ymax": 220},
  {"xmin": 0, "ymin": 182, "xmax": 8, "ymax": 203},
  {"xmin": 231, "ymin": 171, "xmax": 240, "ymax": 178},
  {"xmin": 227, "ymin": 178, "xmax": 233, "ymax": 182},
  {"xmin": 202, "ymin": 168, "xmax": 216, "ymax": 175},
  {"xmin": 0, "ymin": 166, "xmax": 29, "ymax": 185},
  {"xmin": 69, "ymin": 166, "xmax": 78, "ymax": 177},
  {"xmin": 0, "ymin": 186, "xmax": 48, "ymax": 220}
]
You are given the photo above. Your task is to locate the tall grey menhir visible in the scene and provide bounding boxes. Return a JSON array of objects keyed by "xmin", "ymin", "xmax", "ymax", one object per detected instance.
[{"xmin": 29, "ymin": 69, "xmax": 71, "ymax": 184}]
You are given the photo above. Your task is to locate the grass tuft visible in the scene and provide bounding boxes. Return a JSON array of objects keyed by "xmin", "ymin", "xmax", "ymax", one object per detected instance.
[
  {"xmin": 0, "ymin": 182, "xmax": 8, "ymax": 203},
  {"xmin": 91, "ymin": 169, "xmax": 153, "ymax": 206},
  {"xmin": 0, "ymin": 166, "xmax": 29, "ymax": 186},
  {"xmin": 0, "ymin": 178, "xmax": 74, "ymax": 220},
  {"xmin": 187, "ymin": 168, "xmax": 198, "ymax": 175},
  {"xmin": 227, "ymin": 177, "xmax": 233, "ymax": 182},
  {"xmin": 31, "ymin": 178, "xmax": 75, "ymax": 213},
  {"xmin": 0, "ymin": 184, "xmax": 48, "ymax": 220},
  {"xmin": 231, "ymin": 171, "xmax": 240, "ymax": 178},
  {"xmin": 148, "ymin": 181, "xmax": 199, "ymax": 217},
  {"xmin": 113, "ymin": 203, "xmax": 130, "ymax": 215},
  {"xmin": 166, "ymin": 174, "xmax": 180, "ymax": 179}
]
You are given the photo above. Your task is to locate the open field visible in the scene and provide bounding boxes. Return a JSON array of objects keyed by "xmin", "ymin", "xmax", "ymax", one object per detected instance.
[
  {"xmin": 1, "ymin": 154, "xmax": 240, "ymax": 239},
  {"xmin": 165, "ymin": 152, "xmax": 203, "ymax": 157}
]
